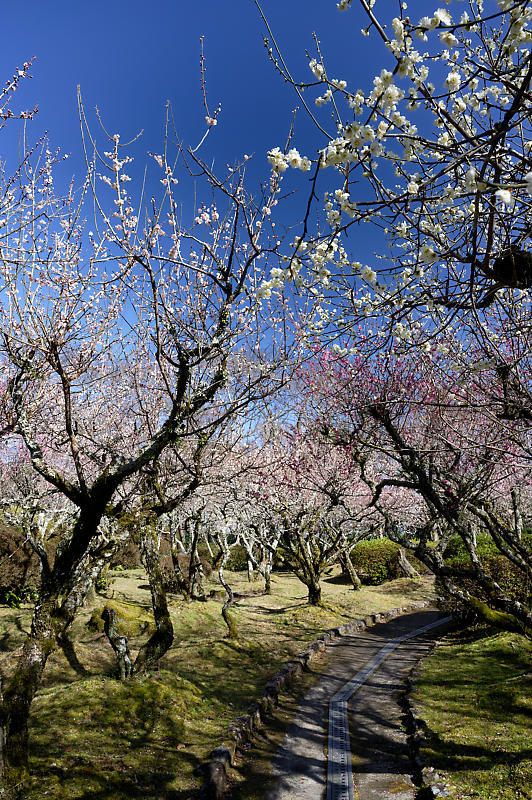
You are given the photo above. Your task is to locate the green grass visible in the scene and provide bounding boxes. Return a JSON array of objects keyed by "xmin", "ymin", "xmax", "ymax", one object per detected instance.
[
  {"xmin": 415, "ymin": 628, "xmax": 532, "ymax": 800},
  {"xmin": 0, "ymin": 567, "xmax": 435, "ymax": 799}
]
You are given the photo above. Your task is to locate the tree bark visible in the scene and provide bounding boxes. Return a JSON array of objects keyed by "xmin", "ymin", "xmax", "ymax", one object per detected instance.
[
  {"xmin": 264, "ymin": 550, "xmax": 272, "ymax": 595},
  {"xmin": 341, "ymin": 551, "xmax": 362, "ymax": 590},
  {"xmin": 397, "ymin": 547, "xmax": 419, "ymax": 578},
  {"xmin": 0, "ymin": 600, "xmax": 56, "ymax": 798},
  {"xmin": 216, "ymin": 534, "xmax": 238, "ymax": 639},
  {"xmin": 188, "ymin": 518, "xmax": 206, "ymax": 600},
  {"xmin": 133, "ymin": 531, "xmax": 174, "ymax": 674},
  {"xmin": 306, "ymin": 580, "xmax": 322, "ymax": 606},
  {"xmin": 511, "ymin": 488, "xmax": 523, "ymax": 541},
  {"xmin": 247, "ymin": 558, "xmax": 254, "ymax": 583},
  {"xmin": 169, "ymin": 532, "xmax": 191, "ymax": 599},
  {"xmin": 102, "ymin": 608, "xmax": 133, "ymax": 680}
]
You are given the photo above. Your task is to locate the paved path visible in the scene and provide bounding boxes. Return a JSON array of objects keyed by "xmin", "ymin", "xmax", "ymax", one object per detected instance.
[{"xmin": 265, "ymin": 608, "xmax": 450, "ymax": 800}]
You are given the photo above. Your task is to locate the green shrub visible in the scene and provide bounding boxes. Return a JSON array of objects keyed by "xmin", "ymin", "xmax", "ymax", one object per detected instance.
[
  {"xmin": 443, "ymin": 533, "xmax": 504, "ymax": 559},
  {"xmin": 438, "ymin": 550, "xmax": 531, "ymax": 627},
  {"xmin": 0, "ymin": 585, "xmax": 39, "ymax": 608},
  {"xmin": 224, "ymin": 544, "xmax": 249, "ymax": 572},
  {"xmin": 349, "ymin": 538, "xmax": 401, "ymax": 585}
]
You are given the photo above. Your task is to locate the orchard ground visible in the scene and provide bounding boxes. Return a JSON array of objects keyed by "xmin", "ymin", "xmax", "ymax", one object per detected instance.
[
  {"xmin": 0, "ymin": 567, "xmax": 434, "ymax": 799},
  {"xmin": 415, "ymin": 627, "xmax": 532, "ymax": 800},
  {"xmin": 1, "ymin": 568, "xmax": 530, "ymax": 800}
]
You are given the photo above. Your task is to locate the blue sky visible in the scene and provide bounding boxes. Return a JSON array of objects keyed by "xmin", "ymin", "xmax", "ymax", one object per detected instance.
[{"xmin": 2, "ymin": 0, "xmax": 386, "ymax": 191}]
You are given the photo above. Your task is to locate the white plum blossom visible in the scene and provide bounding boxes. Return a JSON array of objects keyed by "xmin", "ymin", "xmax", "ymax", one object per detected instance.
[
  {"xmin": 445, "ymin": 71, "xmax": 461, "ymax": 91},
  {"xmin": 267, "ymin": 147, "xmax": 288, "ymax": 173},
  {"xmin": 440, "ymin": 31, "xmax": 458, "ymax": 47},
  {"xmin": 287, "ymin": 148, "xmax": 302, "ymax": 168},
  {"xmin": 419, "ymin": 243, "xmax": 437, "ymax": 263},
  {"xmin": 433, "ymin": 8, "xmax": 452, "ymax": 26},
  {"xmin": 464, "ymin": 167, "xmax": 477, "ymax": 191},
  {"xmin": 263, "ymin": 0, "xmax": 532, "ymax": 346},
  {"xmin": 495, "ymin": 188, "xmax": 514, "ymax": 206},
  {"xmin": 361, "ymin": 266, "xmax": 377, "ymax": 284},
  {"xmin": 309, "ymin": 59, "xmax": 325, "ymax": 79}
]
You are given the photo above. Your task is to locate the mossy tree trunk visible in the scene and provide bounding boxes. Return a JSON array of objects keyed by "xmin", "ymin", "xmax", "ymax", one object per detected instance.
[
  {"xmin": 295, "ymin": 529, "xmax": 324, "ymax": 607},
  {"xmin": 216, "ymin": 532, "xmax": 238, "ymax": 639},
  {"xmin": 247, "ymin": 558, "xmax": 254, "ymax": 582},
  {"xmin": 169, "ymin": 527, "xmax": 192, "ymax": 599},
  {"xmin": 133, "ymin": 530, "xmax": 174, "ymax": 675},
  {"xmin": 102, "ymin": 607, "xmax": 133, "ymax": 680},
  {"xmin": 306, "ymin": 579, "xmax": 322, "ymax": 606},
  {"xmin": 264, "ymin": 549, "xmax": 273, "ymax": 595},
  {"xmin": 0, "ymin": 599, "xmax": 57, "ymax": 798},
  {"xmin": 187, "ymin": 516, "xmax": 206, "ymax": 600},
  {"xmin": 340, "ymin": 551, "xmax": 362, "ymax": 590},
  {"xmin": 0, "ymin": 502, "xmax": 115, "ymax": 797},
  {"xmin": 397, "ymin": 547, "xmax": 418, "ymax": 578}
]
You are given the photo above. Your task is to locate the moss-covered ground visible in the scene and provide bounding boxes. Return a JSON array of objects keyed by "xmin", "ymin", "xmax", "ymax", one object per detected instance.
[
  {"xmin": 415, "ymin": 627, "xmax": 532, "ymax": 800},
  {"xmin": 0, "ymin": 568, "xmax": 434, "ymax": 799}
]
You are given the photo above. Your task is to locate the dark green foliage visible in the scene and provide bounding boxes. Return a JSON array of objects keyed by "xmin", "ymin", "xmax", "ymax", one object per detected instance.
[
  {"xmin": 224, "ymin": 544, "xmax": 249, "ymax": 572},
  {"xmin": 0, "ymin": 585, "xmax": 39, "ymax": 608},
  {"xmin": 442, "ymin": 532, "xmax": 505, "ymax": 559},
  {"xmin": 349, "ymin": 538, "xmax": 401, "ymax": 585},
  {"xmin": 443, "ymin": 553, "xmax": 530, "ymax": 604},
  {"xmin": 439, "ymin": 537, "xmax": 531, "ymax": 631}
]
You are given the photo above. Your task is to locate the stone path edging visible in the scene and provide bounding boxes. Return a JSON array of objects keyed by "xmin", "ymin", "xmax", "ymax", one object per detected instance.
[
  {"xmin": 403, "ymin": 641, "xmax": 455, "ymax": 798},
  {"xmin": 326, "ymin": 615, "xmax": 452, "ymax": 800},
  {"xmin": 198, "ymin": 599, "xmax": 433, "ymax": 799}
]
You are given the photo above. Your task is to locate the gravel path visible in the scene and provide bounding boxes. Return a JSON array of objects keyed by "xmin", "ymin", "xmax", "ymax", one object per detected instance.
[{"xmin": 265, "ymin": 608, "xmax": 449, "ymax": 800}]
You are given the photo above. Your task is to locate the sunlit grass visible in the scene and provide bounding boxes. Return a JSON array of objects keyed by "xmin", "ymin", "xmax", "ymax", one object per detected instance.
[
  {"xmin": 415, "ymin": 628, "xmax": 532, "ymax": 800},
  {"xmin": 1, "ymin": 567, "xmax": 435, "ymax": 799}
]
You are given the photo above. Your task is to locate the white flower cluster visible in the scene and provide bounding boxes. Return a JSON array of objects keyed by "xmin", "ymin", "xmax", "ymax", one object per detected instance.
[
  {"xmin": 308, "ymin": 58, "xmax": 325, "ymax": 79},
  {"xmin": 256, "ymin": 249, "xmax": 306, "ymax": 301},
  {"xmin": 267, "ymin": 147, "xmax": 311, "ymax": 174},
  {"xmin": 324, "ymin": 189, "xmax": 358, "ymax": 226},
  {"xmin": 369, "ymin": 69, "xmax": 405, "ymax": 114},
  {"xmin": 417, "ymin": 8, "xmax": 453, "ymax": 39},
  {"xmin": 355, "ymin": 262, "xmax": 377, "ymax": 284},
  {"xmin": 262, "ymin": 0, "xmax": 532, "ymax": 338}
]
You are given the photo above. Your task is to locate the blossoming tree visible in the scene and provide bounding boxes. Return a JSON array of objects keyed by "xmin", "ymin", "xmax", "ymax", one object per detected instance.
[
  {"xmin": 244, "ymin": 415, "xmax": 382, "ymax": 605},
  {"xmin": 255, "ymin": 0, "xmax": 532, "ymax": 631},
  {"xmin": 259, "ymin": 0, "xmax": 532, "ymax": 341},
  {"xmin": 300, "ymin": 339, "xmax": 531, "ymax": 634},
  {"xmin": 0, "ymin": 79, "xmax": 304, "ymax": 793}
]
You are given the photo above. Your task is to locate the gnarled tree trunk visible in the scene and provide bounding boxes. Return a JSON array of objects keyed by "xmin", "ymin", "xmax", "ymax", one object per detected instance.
[
  {"xmin": 133, "ymin": 530, "xmax": 174, "ymax": 675},
  {"xmin": 216, "ymin": 533, "xmax": 238, "ymax": 639},
  {"xmin": 397, "ymin": 547, "xmax": 419, "ymax": 578},
  {"xmin": 340, "ymin": 551, "xmax": 362, "ymax": 590},
  {"xmin": 102, "ymin": 608, "xmax": 133, "ymax": 680},
  {"xmin": 0, "ymin": 599, "xmax": 57, "ymax": 799}
]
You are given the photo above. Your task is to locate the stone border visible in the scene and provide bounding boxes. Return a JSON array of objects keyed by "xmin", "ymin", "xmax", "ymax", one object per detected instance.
[
  {"xmin": 402, "ymin": 633, "xmax": 456, "ymax": 798},
  {"xmin": 198, "ymin": 599, "xmax": 432, "ymax": 799}
]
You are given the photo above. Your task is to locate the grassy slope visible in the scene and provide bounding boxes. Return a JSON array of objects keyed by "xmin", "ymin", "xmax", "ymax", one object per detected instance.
[
  {"xmin": 415, "ymin": 628, "xmax": 532, "ymax": 800},
  {"xmin": 0, "ymin": 567, "xmax": 434, "ymax": 800}
]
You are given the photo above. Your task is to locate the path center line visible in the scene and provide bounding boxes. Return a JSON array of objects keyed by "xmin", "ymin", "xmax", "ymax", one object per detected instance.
[{"xmin": 326, "ymin": 615, "xmax": 452, "ymax": 800}]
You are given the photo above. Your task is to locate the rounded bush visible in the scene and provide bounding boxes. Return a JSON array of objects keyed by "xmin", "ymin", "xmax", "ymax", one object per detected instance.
[{"xmin": 349, "ymin": 538, "xmax": 401, "ymax": 585}]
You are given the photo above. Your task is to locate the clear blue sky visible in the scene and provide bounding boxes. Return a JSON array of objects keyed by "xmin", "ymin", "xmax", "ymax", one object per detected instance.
[{"xmin": 2, "ymin": 0, "xmax": 386, "ymax": 191}]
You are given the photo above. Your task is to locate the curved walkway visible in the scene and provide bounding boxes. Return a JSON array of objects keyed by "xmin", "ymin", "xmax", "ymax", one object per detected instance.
[{"xmin": 265, "ymin": 608, "xmax": 451, "ymax": 800}]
